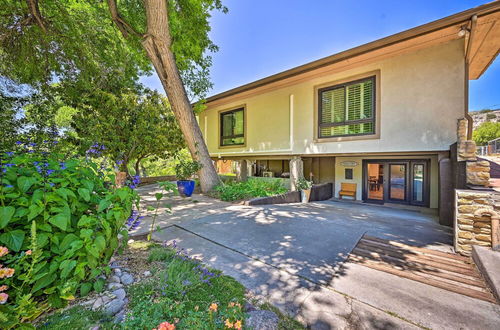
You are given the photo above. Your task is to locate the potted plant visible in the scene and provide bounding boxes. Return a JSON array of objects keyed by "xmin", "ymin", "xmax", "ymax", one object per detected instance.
[
  {"xmin": 297, "ymin": 178, "xmax": 313, "ymax": 203},
  {"xmin": 175, "ymin": 159, "xmax": 202, "ymax": 197}
]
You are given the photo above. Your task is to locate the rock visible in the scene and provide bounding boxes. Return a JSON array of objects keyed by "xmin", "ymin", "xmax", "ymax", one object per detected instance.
[
  {"xmin": 246, "ymin": 310, "xmax": 279, "ymax": 330},
  {"xmin": 110, "ymin": 261, "xmax": 121, "ymax": 269},
  {"xmin": 143, "ymin": 270, "xmax": 152, "ymax": 277},
  {"xmin": 113, "ymin": 268, "xmax": 122, "ymax": 276},
  {"xmin": 113, "ymin": 288, "xmax": 126, "ymax": 301},
  {"xmin": 121, "ymin": 273, "xmax": 134, "ymax": 285},
  {"xmin": 79, "ymin": 298, "xmax": 96, "ymax": 307},
  {"xmin": 92, "ymin": 298, "xmax": 104, "ymax": 311},
  {"xmin": 244, "ymin": 302, "xmax": 257, "ymax": 312},
  {"xmin": 114, "ymin": 309, "xmax": 126, "ymax": 323},
  {"xmin": 105, "ymin": 298, "xmax": 125, "ymax": 316},
  {"xmin": 107, "ymin": 282, "xmax": 123, "ymax": 290},
  {"xmin": 109, "ymin": 275, "xmax": 121, "ymax": 283}
]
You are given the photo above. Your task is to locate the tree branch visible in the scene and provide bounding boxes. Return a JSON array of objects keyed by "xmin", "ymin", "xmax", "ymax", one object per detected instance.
[
  {"xmin": 26, "ymin": 0, "xmax": 47, "ymax": 32},
  {"xmin": 107, "ymin": 0, "xmax": 144, "ymax": 39}
]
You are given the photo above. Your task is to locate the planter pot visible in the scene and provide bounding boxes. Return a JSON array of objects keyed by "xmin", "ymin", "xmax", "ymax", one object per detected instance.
[
  {"xmin": 301, "ymin": 189, "xmax": 311, "ymax": 203},
  {"xmin": 115, "ymin": 171, "xmax": 127, "ymax": 188},
  {"xmin": 177, "ymin": 180, "xmax": 196, "ymax": 197}
]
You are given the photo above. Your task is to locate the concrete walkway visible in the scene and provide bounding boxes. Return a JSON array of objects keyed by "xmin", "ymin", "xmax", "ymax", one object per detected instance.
[{"xmin": 137, "ymin": 185, "xmax": 500, "ymax": 329}]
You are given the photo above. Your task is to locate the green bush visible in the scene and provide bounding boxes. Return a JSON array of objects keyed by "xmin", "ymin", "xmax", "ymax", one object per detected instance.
[
  {"xmin": 214, "ymin": 178, "xmax": 288, "ymax": 201},
  {"xmin": 0, "ymin": 146, "xmax": 138, "ymax": 327}
]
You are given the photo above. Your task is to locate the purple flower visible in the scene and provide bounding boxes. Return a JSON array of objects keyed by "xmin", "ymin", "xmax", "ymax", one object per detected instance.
[
  {"xmin": 59, "ymin": 162, "xmax": 66, "ymax": 170},
  {"xmin": 15, "ymin": 141, "xmax": 22, "ymax": 145},
  {"xmin": 29, "ymin": 142, "xmax": 36, "ymax": 147},
  {"xmin": 5, "ymin": 152, "xmax": 14, "ymax": 157}
]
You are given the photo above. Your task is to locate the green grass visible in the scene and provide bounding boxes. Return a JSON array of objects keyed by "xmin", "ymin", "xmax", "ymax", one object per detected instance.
[
  {"xmin": 214, "ymin": 178, "xmax": 288, "ymax": 201},
  {"xmin": 38, "ymin": 243, "xmax": 247, "ymax": 329}
]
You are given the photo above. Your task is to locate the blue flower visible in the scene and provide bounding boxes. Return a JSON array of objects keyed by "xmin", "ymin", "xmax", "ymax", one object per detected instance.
[
  {"xmin": 29, "ymin": 142, "xmax": 36, "ymax": 147},
  {"xmin": 5, "ymin": 152, "xmax": 14, "ymax": 157},
  {"xmin": 4, "ymin": 185, "xmax": 13, "ymax": 188},
  {"xmin": 5, "ymin": 163, "xmax": 14, "ymax": 167},
  {"xmin": 46, "ymin": 169, "xmax": 55, "ymax": 175},
  {"xmin": 49, "ymin": 183, "xmax": 55, "ymax": 187},
  {"xmin": 59, "ymin": 162, "xmax": 66, "ymax": 170},
  {"xmin": 15, "ymin": 141, "xmax": 22, "ymax": 145}
]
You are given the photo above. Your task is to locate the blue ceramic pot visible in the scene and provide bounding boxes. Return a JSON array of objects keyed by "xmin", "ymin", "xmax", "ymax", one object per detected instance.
[{"xmin": 177, "ymin": 180, "xmax": 195, "ymax": 197}]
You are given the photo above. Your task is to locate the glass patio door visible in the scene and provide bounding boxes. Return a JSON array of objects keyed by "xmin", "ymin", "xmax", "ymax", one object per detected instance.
[{"xmin": 364, "ymin": 160, "xmax": 429, "ymax": 206}]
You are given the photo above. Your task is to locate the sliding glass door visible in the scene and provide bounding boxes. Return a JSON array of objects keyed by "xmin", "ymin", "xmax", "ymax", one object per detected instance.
[{"xmin": 363, "ymin": 160, "xmax": 429, "ymax": 206}]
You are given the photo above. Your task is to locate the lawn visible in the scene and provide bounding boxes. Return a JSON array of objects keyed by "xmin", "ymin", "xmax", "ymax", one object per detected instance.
[{"xmin": 38, "ymin": 241, "xmax": 304, "ymax": 330}]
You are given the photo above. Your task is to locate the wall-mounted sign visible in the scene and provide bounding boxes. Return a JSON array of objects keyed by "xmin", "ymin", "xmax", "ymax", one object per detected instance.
[{"xmin": 341, "ymin": 161, "xmax": 358, "ymax": 167}]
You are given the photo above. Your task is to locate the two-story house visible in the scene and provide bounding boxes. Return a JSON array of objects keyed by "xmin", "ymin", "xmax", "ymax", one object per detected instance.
[{"xmin": 199, "ymin": 2, "xmax": 500, "ymax": 223}]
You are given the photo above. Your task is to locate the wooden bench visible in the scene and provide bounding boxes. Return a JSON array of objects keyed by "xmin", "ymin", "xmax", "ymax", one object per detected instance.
[{"xmin": 339, "ymin": 183, "xmax": 357, "ymax": 200}]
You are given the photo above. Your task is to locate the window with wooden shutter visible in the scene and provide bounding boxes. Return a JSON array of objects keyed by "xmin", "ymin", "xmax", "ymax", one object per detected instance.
[
  {"xmin": 318, "ymin": 76, "xmax": 375, "ymax": 138},
  {"xmin": 220, "ymin": 107, "xmax": 245, "ymax": 146}
]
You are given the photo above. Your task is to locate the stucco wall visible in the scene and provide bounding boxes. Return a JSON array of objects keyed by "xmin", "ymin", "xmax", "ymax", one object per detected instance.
[
  {"xmin": 200, "ymin": 39, "xmax": 465, "ymax": 157},
  {"xmin": 334, "ymin": 155, "xmax": 439, "ymax": 208}
]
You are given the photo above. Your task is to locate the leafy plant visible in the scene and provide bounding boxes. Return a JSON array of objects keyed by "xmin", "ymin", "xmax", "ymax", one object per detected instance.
[
  {"xmin": 175, "ymin": 160, "xmax": 202, "ymax": 181},
  {"xmin": 473, "ymin": 122, "xmax": 500, "ymax": 146},
  {"xmin": 146, "ymin": 181, "xmax": 178, "ymax": 241},
  {"xmin": 214, "ymin": 178, "xmax": 288, "ymax": 201},
  {"xmin": 0, "ymin": 142, "xmax": 138, "ymax": 328},
  {"xmin": 296, "ymin": 178, "xmax": 313, "ymax": 191}
]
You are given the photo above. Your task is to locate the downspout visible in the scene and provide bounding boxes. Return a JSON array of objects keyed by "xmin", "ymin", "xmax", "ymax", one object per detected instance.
[{"xmin": 464, "ymin": 15, "xmax": 477, "ymax": 140}]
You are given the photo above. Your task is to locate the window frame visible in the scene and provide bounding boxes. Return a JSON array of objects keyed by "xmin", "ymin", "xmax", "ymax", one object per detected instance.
[
  {"xmin": 317, "ymin": 75, "xmax": 376, "ymax": 139},
  {"xmin": 219, "ymin": 106, "xmax": 246, "ymax": 147}
]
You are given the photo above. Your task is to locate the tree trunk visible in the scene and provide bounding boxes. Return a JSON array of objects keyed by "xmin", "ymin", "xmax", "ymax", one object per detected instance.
[
  {"xmin": 140, "ymin": 0, "xmax": 221, "ymax": 193},
  {"xmin": 134, "ymin": 158, "xmax": 142, "ymax": 177}
]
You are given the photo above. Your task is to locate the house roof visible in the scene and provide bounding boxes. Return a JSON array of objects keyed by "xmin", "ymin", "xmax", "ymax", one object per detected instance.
[{"xmin": 205, "ymin": 1, "xmax": 500, "ymax": 106}]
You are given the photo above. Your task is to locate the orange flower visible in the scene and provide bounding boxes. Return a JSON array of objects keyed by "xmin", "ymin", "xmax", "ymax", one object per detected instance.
[
  {"xmin": 25, "ymin": 250, "xmax": 32, "ymax": 255},
  {"xmin": 209, "ymin": 303, "xmax": 218, "ymax": 312},
  {"xmin": 0, "ymin": 285, "xmax": 8, "ymax": 292},
  {"xmin": 224, "ymin": 319, "xmax": 233, "ymax": 328},
  {"xmin": 155, "ymin": 322, "xmax": 175, "ymax": 330},
  {"xmin": 0, "ymin": 268, "xmax": 14, "ymax": 279},
  {"xmin": 0, "ymin": 246, "xmax": 8, "ymax": 257},
  {"xmin": 234, "ymin": 320, "xmax": 242, "ymax": 330},
  {"xmin": 0, "ymin": 293, "xmax": 8, "ymax": 304}
]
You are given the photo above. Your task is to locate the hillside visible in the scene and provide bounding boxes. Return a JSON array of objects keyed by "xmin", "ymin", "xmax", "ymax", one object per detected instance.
[{"xmin": 470, "ymin": 108, "xmax": 500, "ymax": 130}]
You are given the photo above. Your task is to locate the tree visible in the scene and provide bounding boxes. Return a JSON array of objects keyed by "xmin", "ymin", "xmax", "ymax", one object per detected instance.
[
  {"xmin": 70, "ymin": 87, "xmax": 185, "ymax": 175},
  {"xmin": 473, "ymin": 122, "xmax": 500, "ymax": 146},
  {"xmin": 0, "ymin": 0, "xmax": 224, "ymax": 192}
]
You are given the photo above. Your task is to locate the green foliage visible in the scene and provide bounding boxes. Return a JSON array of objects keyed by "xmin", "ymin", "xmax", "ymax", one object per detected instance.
[
  {"xmin": 70, "ymin": 87, "xmax": 185, "ymax": 172},
  {"xmin": 175, "ymin": 159, "xmax": 203, "ymax": 181},
  {"xmin": 214, "ymin": 178, "xmax": 289, "ymax": 201},
  {"xmin": 146, "ymin": 181, "xmax": 178, "ymax": 241},
  {"xmin": 37, "ymin": 306, "xmax": 111, "ymax": 330},
  {"xmin": 473, "ymin": 122, "xmax": 500, "ymax": 146},
  {"xmin": 296, "ymin": 178, "xmax": 313, "ymax": 190},
  {"xmin": 486, "ymin": 113, "xmax": 497, "ymax": 121},
  {"xmin": 0, "ymin": 0, "xmax": 149, "ymax": 88},
  {"xmin": 0, "ymin": 146, "xmax": 138, "ymax": 328},
  {"xmin": 123, "ymin": 246, "xmax": 246, "ymax": 329}
]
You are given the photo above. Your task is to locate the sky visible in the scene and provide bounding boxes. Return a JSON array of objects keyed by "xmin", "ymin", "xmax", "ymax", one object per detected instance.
[{"xmin": 140, "ymin": 0, "xmax": 499, "ymax": 111}]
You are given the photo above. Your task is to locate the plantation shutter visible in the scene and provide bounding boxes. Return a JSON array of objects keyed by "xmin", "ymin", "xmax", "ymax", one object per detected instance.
[{"xmin": 318, "ymin": 76, "xmax": 375, "ymax": 138}]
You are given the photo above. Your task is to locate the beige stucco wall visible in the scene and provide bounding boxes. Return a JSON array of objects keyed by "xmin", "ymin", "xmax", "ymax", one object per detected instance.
[
  {"xmin": 334, "ymin": 155, "xmax": 439, "ymax": 208},
  {"xmin": 200, "ymin": 39, "xmax": 465, "ymax": 157}
]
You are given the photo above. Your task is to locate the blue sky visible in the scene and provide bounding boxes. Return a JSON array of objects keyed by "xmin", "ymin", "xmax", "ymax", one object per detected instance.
[{"xmin": 140, "ymin": 0, "xmax": 499, "ymax": 111}]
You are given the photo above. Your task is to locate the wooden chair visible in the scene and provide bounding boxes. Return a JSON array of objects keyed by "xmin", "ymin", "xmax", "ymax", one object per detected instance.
[{"xmin": 339, "ymin": 183, "xmax": 357, "ymax": 200}]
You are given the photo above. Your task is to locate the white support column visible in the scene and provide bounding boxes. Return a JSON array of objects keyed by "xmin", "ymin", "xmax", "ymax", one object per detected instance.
[
  {"xmin": 236, "ymin": 159, "xmax": 248, "ymax": 182},
  {"xmin": 290, "ymin": 156, "xmax": 304, "ymax": 191}
]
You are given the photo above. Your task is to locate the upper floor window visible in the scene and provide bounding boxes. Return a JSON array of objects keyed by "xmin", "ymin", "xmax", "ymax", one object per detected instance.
[
  {"xmin": 220, "ymin": 107, "xmax": 245, "ymax": 146},
  {"xmin": 318, "ymin": 76, "xmax": 375, "ymax": 138}
]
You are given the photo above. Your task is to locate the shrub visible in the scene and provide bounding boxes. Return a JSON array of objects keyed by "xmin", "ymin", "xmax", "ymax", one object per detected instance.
[
  {"xmin": 214, "ymin": 178, "xmax": 288, "ymax": 201},
  {"xmin": 175, "ymin": 159, "xmax": 202, "ymax": 181},
  {"xmin": 0, "ymin": 145, "xmax": 138, "ymax": 327}
]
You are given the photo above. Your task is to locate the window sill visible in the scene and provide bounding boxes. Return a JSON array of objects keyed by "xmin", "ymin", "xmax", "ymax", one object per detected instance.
[{"xmin": 314, "ymin": 132, "xmax": 380, "ymax": 143}]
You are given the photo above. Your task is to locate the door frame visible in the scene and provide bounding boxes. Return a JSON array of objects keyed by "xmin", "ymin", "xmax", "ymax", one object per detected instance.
[{"xmin": 362, "ymin": 159, "xmax": 430, "ymax": 207}]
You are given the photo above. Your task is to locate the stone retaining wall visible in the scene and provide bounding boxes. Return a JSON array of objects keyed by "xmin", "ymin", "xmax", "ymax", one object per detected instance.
[{"xmin": 455, "ymin": 189, "xmax": 500, "ymax": 255}]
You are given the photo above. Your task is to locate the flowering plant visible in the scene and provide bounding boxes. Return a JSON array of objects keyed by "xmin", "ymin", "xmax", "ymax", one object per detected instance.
[{"xmin": 0, "ymin": 141, "xmax": 139, "ymax": 327}]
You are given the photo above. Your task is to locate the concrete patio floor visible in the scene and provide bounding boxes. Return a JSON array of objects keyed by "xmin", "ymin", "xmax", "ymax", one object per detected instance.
[{"xmin": 135, "ymin": 185, "xmax": 500, "ymax": 329}]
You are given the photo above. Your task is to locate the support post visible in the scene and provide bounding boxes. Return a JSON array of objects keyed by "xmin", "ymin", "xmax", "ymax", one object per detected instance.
[
  {"xmin": 236, "ymin": 160, "xmax": 248, "ymax": 182},
  {"xmin": 290, "ymin": 156, "xmax": 304, "ymax": 191}
]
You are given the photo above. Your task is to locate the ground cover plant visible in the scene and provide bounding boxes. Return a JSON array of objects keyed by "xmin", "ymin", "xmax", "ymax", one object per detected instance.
[
  {"xmin": 0, "ymin": 141, "xmax": 138, "ymax": 328},
  {"xmin": 214, "ymin": 178, "xmax": 288, "ymax": 202},
  {"xmin": 39, "ymin": 241, "xmax": 247, "ymax": 329}
]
